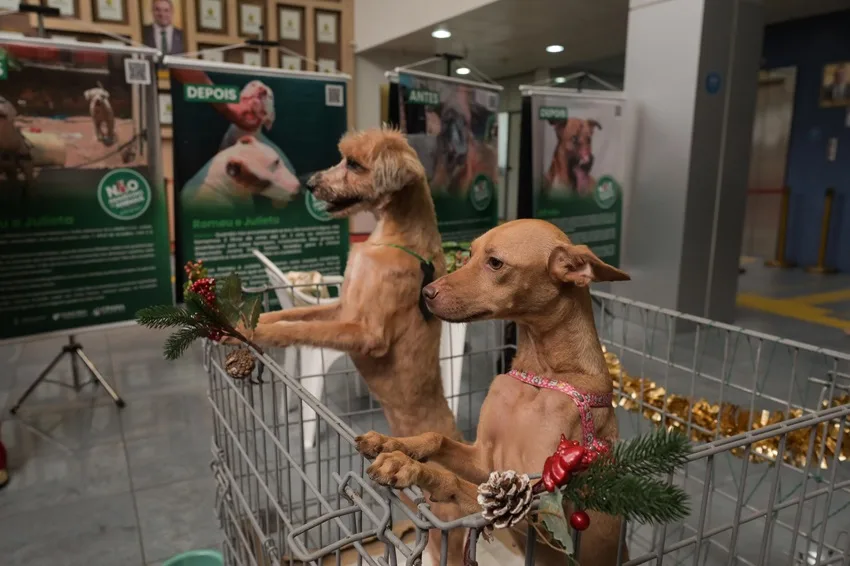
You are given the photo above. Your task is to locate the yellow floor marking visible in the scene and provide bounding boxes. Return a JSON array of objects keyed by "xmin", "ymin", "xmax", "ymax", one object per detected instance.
[
  {"xmin": 786, "ymin": 288, "xmax": 850, "ymax": 305},
  {"xmin": 736, "ymin": 293, "xmax": 850, "ymax": 330}
]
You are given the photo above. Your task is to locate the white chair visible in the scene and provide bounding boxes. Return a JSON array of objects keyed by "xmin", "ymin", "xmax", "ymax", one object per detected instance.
[
  {"xmin": 440, "ymin": 321, "xmax": 467, "ymax": 416},
  {"xmin": 252, "ymin": 250, "xmax": 346, "ymax": 450}
]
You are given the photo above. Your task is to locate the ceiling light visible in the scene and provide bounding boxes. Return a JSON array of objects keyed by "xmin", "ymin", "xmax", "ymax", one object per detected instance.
[
  {"xmin": 456, "ymin": 67, "xmax": 471, "ymax": 75},
  {"xmin": 554, "ymin": 76, "xmax": 566, "ymax": 84},
  {"xmin": 431, "ymin": 28, "xmax": 451, "ymax": 39},
  {"xmin": 546, "ymin": 44, "xmax": 564, "ymax": 53}
]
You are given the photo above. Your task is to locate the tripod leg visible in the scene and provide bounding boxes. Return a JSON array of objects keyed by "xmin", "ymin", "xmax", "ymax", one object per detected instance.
[
  {"xmin": 10, "ymin": 350, "xmax": 67, "ymax": 415},
  {"xmin": 74, "ymin": 348, "xmax": 125, "ymax": 409}
]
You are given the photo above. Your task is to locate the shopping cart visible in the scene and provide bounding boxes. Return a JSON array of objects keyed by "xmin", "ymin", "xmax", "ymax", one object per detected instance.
[{"xmin": 204, "ymin": 285, "xmax": 850, "ymax": 566}]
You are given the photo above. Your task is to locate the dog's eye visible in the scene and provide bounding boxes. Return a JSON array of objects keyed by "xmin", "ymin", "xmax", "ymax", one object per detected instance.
[
  {"xmin": 486, "ymin": 257, "xmax": 504, "ymax": 270},
  {"xmin": 346, "ymin": 159, "xmax": 364, "ymax": 172}
]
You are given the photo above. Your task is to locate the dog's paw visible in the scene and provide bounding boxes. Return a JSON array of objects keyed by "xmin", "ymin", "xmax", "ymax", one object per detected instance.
[
  {"xmin": 257, "ymin": 312, "xmax": 278, "ymax": 325},
  {"xmin": 355, "ymin": 431, "xmax": 404, "ymax": 458},
  {"xmin": 367, "ymin": 451, "xmax": 421, "ymax": 489}
]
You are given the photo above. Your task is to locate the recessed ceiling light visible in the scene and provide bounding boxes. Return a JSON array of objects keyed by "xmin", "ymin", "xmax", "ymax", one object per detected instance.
[
  {"xmin": 456, "ymin": 67, "xmax": 471, "ymax": 75},
  {"xmin": 546, "ymin": 44, "xmax": 564, "ymax": 53},
  {"xmin": 431, "ymin": 28, "xmax": 451, "ymax": 39},
  {"xmin": 554, "ymin": 76, "xmax": 566, "ymax": 84}
]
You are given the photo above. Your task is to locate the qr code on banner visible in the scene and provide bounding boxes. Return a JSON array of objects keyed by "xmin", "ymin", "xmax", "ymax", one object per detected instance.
[
  {"xmin": 124, "ymin": 58, "xmax": 151, "ymax": 85},
  {"xmin": 325, "ymin": 84, "xmax": 344, "ymax": 107}
]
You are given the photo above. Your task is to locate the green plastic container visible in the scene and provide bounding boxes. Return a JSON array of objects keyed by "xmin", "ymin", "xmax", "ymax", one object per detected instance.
[{"xmin": 162, "ymin": 549, "xmax": 224, "ymax": 566}]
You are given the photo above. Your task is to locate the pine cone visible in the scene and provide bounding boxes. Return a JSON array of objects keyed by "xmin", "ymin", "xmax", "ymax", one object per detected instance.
[
  {"xmin": 225, "ymin": 348, "xmax": 256, "ymax": 380},
  {"xmin": 477, "ymin": 470, "xmax": 533, "ymax": 529}
]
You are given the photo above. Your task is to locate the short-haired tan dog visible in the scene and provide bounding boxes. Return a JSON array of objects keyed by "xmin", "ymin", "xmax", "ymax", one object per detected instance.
[
  {"xmin": 355, "ymin": 219, "xmax": 630, "ymax": 566},
  {"xmin": 545, "ymin": 118, "xmax": 602, "ymax": 195},
  {"xmin": 234, "ymin": 127, "xmax": 466, "ymax": 564}
]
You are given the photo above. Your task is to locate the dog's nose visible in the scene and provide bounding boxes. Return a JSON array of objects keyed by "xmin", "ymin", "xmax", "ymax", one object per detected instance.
[
  {"xmin": 422, "ymin": 284, "xmax": 439, "ymax": 300},
  {"xmin": 299, "ymin": 173, "xmax": 316, "ymax": 192}
]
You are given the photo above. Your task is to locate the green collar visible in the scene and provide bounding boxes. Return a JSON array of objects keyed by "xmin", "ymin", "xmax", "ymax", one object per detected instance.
[
  {"xmin": 373, "ymin": 243, "xmax": 432, "ymax": 265},
  {"xmin": 372, "ymin": 243, "xmax": 435, "ymax": 321}
]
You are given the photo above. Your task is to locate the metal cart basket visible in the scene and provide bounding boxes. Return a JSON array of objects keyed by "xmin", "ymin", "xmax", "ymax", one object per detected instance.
[{"xmin": 205, "ymin": 286, "xmax": 850, "ymax": 566}]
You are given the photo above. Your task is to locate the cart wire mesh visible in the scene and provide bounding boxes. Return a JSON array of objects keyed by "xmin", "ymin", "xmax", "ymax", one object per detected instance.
[{"xmin": 205, "ymin": 285, "xmax": 850, "ymax": 566}]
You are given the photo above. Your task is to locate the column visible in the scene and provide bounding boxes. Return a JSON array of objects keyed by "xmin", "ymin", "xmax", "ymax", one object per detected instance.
[{"xmin": 621, "ymin": 0, "xmax": 764, "ymax": 322}]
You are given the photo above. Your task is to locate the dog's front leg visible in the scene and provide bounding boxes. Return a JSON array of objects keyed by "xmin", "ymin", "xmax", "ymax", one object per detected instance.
[
  {"xmin": 258, "ymin": 303, "xmax": 340, "ymax": 324},
  {"xmin": 368, "ymin": 452, "xmax": 481, "ymax": 516},
  {"xmin": 252, "ymin": 320, "xmax": 386, "ymax": 357},
  {"xmin": 356, "ymin": 432, "xmax": 490, "ymax": 485}
]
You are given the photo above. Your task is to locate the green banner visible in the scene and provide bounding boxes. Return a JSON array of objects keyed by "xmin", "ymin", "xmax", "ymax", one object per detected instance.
[
  {"xmin": 0, "ymin": 41, "xmax": 172, "ymax": 340},
  {"xmin": 170, "ymin": 67, "xmax": 349, "ymax": 298},
  {"xmin": 529, "ymin": 93, "xmax": 626, "ymax": 267},
  {"xmin": 397, "ymin": 72, "xmax": 500, "ymax": 242}
]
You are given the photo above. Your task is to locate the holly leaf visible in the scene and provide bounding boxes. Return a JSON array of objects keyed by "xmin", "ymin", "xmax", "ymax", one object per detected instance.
[
  {"xmin": 241, "ymin": 294, "xmax": 262, "ymax": 330},
  {"xmin": 217, "ymin": 274, "xmax": 243, "ymax": 326},
  {"xmin": 537, "ymin": 490, "xmax": 574, "ymax": 554}
]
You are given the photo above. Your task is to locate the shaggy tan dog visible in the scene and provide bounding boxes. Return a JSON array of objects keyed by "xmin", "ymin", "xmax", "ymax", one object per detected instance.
[
  {"xmin": 84, "ymin": 85, "xmax": 115, "ymax": 146},
  {"xmin": 356, "ymin": 219, "xmax": 630, "ymax": 566},
  {"xmin": 239, "ymin": 127, "xmax": 466, "ymax": 564}
]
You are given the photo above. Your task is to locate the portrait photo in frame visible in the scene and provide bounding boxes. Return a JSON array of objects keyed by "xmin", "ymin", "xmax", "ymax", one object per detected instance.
[{"xmin": 141, "ymin": 0, "xmax": 185, "ymax": 56}]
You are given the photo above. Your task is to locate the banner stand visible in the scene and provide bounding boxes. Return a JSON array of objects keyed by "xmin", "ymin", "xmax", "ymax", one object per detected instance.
[
  {"xmin": 1, "ymin": 36, "xmax": 167, "ymax": 414},
  {"xmin": 10, "ymin": 334, "xmax": 125, "ymax": 415}
]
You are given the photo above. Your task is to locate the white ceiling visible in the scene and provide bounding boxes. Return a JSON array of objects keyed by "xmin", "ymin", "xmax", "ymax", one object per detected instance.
[{"xmin": 364, "ymin": 0, "xmax": 850, "ymax": 80}]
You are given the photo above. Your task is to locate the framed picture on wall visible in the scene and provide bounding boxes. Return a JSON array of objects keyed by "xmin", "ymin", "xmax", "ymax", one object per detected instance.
[
  {"xmin": 317, "ymin": 58, "xmax": 336, "ymax": 74},
  {"xmin": 159, "ymin": 92, "xmax": 173, "ymax": 125},
  {"xmin": 242, "ymin": 51, "xmax": 261, "ymax": 67},
  {"xmin": 280, "ymin": 54, "xmax": 301, "ymax": 71},
  {"xmin": 820, "ymin": 62, "xmax": 850, "ymax": 108},
  {"xmin": 316, "ymin": 11, "xmax": 337, "ymax": 44},
  {"xmin": 141, "ymin": 0, "xmax": 185, "ymax": 56},
  {"xmin": 197, "ymin": 0, "xmax": 226, "ymax": 33},
  {"xmin": 238, "ymin": 0, "xmax": 263, "ymax": 37},
  {"xmin": 199, "ymin": 45, "xmax": 224, "ymax": 61},
  {"xmin": 0, "ymin": 0, "xmax": 18, "ymax": 10},
  {"xmin": 93, "ymin": 0, "xmax": 126, "ymax": 23},
  {"xmin": 278, "ymin": 7, "xmax": 301, "ymax": 40}
]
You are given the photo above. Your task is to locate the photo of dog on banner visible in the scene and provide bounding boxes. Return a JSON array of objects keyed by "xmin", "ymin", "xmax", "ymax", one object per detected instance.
[{"xmin": 403, "ymin": 81, "xmax": 499, "ymax": 199}]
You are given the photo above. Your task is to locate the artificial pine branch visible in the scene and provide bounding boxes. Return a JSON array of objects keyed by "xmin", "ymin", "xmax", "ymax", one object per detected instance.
[
  {"xmin": 136, "ymin": 304, "xmax": 196, "ymax": 329},
  {"xmin": 164, "ymin": 326, "xmax": 207, "ymax": 360},
  {"xmin": 561, "ymin": 430, "xmax": 691, "ymax": 524}
]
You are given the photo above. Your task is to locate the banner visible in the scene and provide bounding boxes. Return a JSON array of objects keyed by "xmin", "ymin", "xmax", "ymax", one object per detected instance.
[
  {"xmin": 0, "ymin": 37, "xmax": 172, "ymax": 341},
  {"xmin": 394, "ymin": 70, "xmax": 501, "ymax": 242},
  {"xmin": 167, "ymin": 59, "xmax": 349, "ymax": 299},
  {"xmin": 522, "ymin": 88, "xmax": 628, "ymax": 267}
]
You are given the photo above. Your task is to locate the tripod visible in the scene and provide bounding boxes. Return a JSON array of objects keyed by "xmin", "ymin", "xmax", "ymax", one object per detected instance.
[{"xmin": 10, "ymin": 335, "xmax": 125, "ymax": 415}]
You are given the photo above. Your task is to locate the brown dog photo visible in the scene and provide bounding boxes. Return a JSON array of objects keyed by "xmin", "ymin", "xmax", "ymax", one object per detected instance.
[{"xmin": 545, "ymin": 117, "xmax": 602, "ymax": 195}]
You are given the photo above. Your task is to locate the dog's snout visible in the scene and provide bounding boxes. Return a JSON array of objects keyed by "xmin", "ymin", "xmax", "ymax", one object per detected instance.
[
  {"xmin": 301, "ymin": 173, "xmax": 318, "ymax": 192},
  {"xmin": 422, "ymin": 284, "xmax": 439, "ymax": 300}
]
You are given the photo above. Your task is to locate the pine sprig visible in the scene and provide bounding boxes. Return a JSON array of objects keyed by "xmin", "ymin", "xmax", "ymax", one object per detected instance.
[
  {"xmin": 136, "ymin": 263, "xmax": 266, "ymax": 361},
  {"xmin": 562, "ymin": 430, "xmax": 691, "ymax": 524},
  {"xmin": 136, "ymin": 304, "xmax": 196, "ymax": 329},
  {"xmin": 164, "ymin": 326, "xmax": 208, "ymax": 360}
]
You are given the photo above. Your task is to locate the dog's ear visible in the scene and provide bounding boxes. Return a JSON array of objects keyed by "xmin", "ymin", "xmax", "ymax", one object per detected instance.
[
  {"xmin": 84, "ymin": 90, "xmax": 93, "ymax": 102},
  {"xmin": 548, "ymin": 119, "xmax": 567, "ymax": 137},
  {"xmin": 548, "ymin": 244, "xmax": 630, "ymax": 287},
  {"xmin": 372, "ymin": 149, "xmax": 426, "ymax": 194},
  {"xmin": 587, "ymin": 119, "xmax": 602, "ymax": 131}
]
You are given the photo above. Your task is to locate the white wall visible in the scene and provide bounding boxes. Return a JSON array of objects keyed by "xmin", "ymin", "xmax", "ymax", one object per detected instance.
[{"xmin": 354, "ymin": 0, "xmax": 500, "ymax": 53}]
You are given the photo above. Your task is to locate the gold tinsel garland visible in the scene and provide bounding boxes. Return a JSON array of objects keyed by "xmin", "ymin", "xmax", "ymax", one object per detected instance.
[{"xmin": 603, "ymin": 348, "xmax": 849, "ymax": 469}]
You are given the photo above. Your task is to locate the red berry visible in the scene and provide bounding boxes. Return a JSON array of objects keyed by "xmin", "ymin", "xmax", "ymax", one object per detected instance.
[{"xmin": 570, "ymin": 510, "xmax": 590, "ymax": 531}]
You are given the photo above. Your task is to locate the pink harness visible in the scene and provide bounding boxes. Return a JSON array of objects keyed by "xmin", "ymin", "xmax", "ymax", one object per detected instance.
[{"xmin": 508, "ymin": 368, "xmax": 613, "ymax": 452}]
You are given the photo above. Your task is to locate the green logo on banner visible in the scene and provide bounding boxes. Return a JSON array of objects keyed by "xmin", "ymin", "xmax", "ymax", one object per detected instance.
[
  {"xmin": 407, "ymin": 89, "xmax": 440, "ymax": 105},
  {"xmin": 305, "ymin": 192, "xmax": 333, "ymax": 222},
  {"xmin": 469, "ymin": 174, "xmax": 494, "ymax": 212},
  {"xmin": 594, "ymin": 175, "xmax": 620, "ymax": 210},
  {"xmin": 539, "ymin": 106, "xmax": 568, "ymax": 120},
  {"xmin": 184, "ymin": 84, "xmax": 240, "ymax": 103},
  {"xmin": 97, "ymin": 169, "xmax": 152, "ymax": 220},
  {"xmin": 0, "ymin": 52, "xmax": 7, "ymax": 81}
]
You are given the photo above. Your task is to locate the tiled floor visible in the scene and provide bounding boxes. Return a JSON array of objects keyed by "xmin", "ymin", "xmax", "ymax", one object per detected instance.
[{"xmin": 1, "ymin": 262, "xmax": 849, "ymax": 565}]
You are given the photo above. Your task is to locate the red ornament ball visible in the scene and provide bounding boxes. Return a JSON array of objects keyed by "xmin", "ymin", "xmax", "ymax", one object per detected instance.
[{"xmin": 570, "ymin": 510, "xmax": 591, "ymax": 531}]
